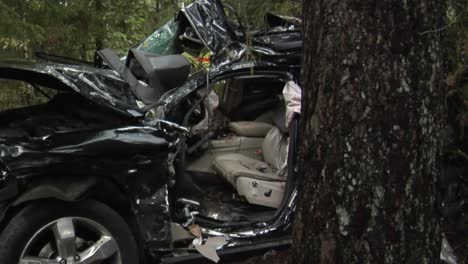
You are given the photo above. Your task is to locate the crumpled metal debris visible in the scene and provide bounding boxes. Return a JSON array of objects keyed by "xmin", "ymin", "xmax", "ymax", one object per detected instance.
[{"xmin": 193, "ymin": 236, "xmax": 228, "ymax": 263}]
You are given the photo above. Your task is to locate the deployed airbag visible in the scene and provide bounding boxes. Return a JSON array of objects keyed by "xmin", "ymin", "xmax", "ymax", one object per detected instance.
[{"xmin": 283, "ymin": 81, "xmax": 301, "ymax": 128}]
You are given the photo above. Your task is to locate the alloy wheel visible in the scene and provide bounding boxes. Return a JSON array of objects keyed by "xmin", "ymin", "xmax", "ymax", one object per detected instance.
[{"xmin": 19, "ymin": 217, "xmax": 121, "ymax": 264}]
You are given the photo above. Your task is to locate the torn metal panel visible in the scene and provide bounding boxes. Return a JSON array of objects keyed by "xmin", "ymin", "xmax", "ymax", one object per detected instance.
[
  {"xmin": 180, "ymin": 1, "xmax": 302, "ymax": 66},
  {"xmin": 181, "ymin": 0, "xmax": 240, "ymax": 57},
  {"xmin": 133, "ymin": 185, "xmax": 173, "ymax": 247},
  {"xmin": 252, "ymin": 32, "xmax": 302, "ymax": 66},
  {"xmin": 253, "ymin": 32, "xmax": 302, "ymax": 53}
]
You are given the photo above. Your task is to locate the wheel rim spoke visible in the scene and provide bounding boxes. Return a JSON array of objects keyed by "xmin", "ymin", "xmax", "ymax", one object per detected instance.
[
  {"xmin": 77, "ymin": 236, "xmax": 118, "ymax": 264},
  {"xmin": 52, "ymin": 217, "xmax": 76, "ymax": 259},
  {"xmin": 20, "ymin": 256, "xmax": 59, "ymax": 264}
]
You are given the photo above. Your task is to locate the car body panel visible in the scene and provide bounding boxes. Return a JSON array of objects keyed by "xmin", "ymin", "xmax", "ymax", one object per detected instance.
[
  {"xmin": 0, "ymin": 124, "xmax": 174, "ymax": 246},
  {"xmin": 0, "ymin": 127, "xmax": 169, "ymax": 178},
  {"xmin": 180, "ymin": 0, "xmax": 240, "ymax": 56},
  {"xmin": 0, "ymin": 61, "xmax": 142, "ymax": 117}
]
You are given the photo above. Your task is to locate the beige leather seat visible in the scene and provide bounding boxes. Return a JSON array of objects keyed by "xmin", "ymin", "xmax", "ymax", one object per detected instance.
[
  {"xmin": 228, "ymin": 121, "xmax": 274, "ymax": 137},
  {"xmin": 213, "ymin": 127, "xmax": 288, "ymax": 208}
]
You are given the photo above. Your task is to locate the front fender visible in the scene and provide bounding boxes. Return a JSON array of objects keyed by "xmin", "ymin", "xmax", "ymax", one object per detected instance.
[
  {"xmin": 12, "ymin": 176, "xmax": 96, "ymax": 207},
  {"xmin": 0, "ymin": 176, "xmax": 96, "ymax": 230}
]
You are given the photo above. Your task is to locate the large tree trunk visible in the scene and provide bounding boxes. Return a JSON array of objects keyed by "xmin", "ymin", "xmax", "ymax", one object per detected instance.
[{"xmin": 292, "ymin": 0, "xmax": 446, "ymax": 263}]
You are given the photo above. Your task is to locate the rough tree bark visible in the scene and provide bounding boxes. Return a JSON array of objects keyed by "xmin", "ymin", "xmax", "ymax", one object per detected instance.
[{"xmin": 292, "ymin": 0, "xmax": 446, "ymax": 263}]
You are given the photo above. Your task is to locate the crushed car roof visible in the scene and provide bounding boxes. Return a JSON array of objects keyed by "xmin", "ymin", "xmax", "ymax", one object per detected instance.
[{"xmin": 136, "ymin": 0, "xmax": 302, "ymax": 67}]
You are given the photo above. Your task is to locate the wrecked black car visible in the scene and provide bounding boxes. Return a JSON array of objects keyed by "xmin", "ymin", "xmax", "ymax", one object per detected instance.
[{"xmin": 0, "ymin": 1, "xmax": 303, "ymax": 263}]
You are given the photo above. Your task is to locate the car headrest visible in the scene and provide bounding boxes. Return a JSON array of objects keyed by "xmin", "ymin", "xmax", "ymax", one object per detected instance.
[
  {"xmin": 148, "ymin": 55, "xmax": 190, "ymax": 91},
  {"xmin": 127, "ymin": 49, "xmax": 190, "ymax": 104}
]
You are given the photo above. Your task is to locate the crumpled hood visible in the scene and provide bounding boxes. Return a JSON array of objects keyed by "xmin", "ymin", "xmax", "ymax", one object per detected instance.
[{"xmin": 0, "ymin": 61, "xmax": 143, "ymax": 117}]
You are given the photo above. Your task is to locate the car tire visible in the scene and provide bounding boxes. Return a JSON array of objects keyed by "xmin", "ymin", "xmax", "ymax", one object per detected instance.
[{"xmin": 0, "ymin": 200, "xmax": 139, "ymax": 264}]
